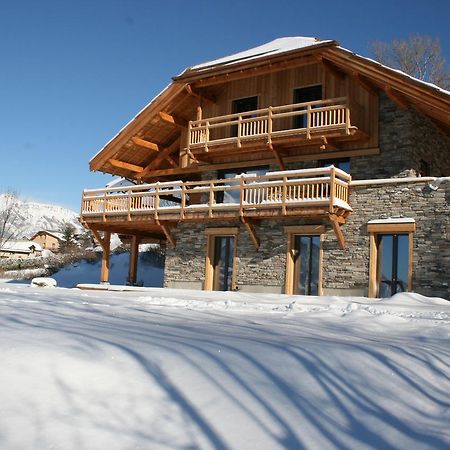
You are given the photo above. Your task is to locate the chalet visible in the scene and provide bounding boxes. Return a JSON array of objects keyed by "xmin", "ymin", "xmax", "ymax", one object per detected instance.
[
  {"xmin": 81, "ymin": 37, "xmax": 450, "ymax": 299},
  {"xmin": 30, "ymin": 230, "xmax": 64, "ymax": 252},
  {"xmin": 0, "ymin": 240, "xmax": 42, "ymax": 259}
]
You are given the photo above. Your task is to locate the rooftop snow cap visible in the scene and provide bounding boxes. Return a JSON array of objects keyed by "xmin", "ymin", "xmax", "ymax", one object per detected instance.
[{"xmin": 185, "ymin": 36, "xmax": 335, "ymax": 73}]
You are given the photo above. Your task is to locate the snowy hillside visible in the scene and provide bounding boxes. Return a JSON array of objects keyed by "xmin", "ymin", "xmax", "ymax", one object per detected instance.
[
  {"xmin": 0, "ymin": 193, "xmax": 82, "ymax": 238},
  {"xmin": 0, "ymin": 285, "xmax": 449, "ymax": 450}
]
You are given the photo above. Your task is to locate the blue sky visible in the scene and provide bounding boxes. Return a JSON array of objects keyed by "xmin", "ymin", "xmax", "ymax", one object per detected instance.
[{"xmin": 1, "ymin": 0, "xmax": 449, "ymax": 211}]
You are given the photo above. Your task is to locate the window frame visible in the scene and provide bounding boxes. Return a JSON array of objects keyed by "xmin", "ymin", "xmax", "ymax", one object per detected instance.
[
  {"xmin": 204, "ymin": 227, "xmax": 239, "ymax": 291},
  {"xmin": 368, "ymin": 222, "xmax": 415, "ymax": 298},
  {"xmin": 284, "ymin": 225, "xmax": 325, "ymax": 295}
]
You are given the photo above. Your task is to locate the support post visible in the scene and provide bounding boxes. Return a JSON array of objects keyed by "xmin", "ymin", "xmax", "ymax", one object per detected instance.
[
  {"xmin": 128, "ymin": 235, "xmax": 140, "ymax": 285},
  {"xmin": 100, "ymin": 231, "xmax": 111, "ymax": 284}
]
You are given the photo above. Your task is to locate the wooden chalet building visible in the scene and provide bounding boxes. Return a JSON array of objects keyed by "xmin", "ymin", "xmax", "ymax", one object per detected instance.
[{"xmin": 81, "ymin": 37, "xmax": 450, "ymax": 299}]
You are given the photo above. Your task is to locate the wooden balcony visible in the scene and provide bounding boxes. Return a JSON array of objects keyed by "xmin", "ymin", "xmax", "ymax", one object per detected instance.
[
  {"xmin": 81, "ymin": 167, "xmax": 352, "ymax": 231},
  {"xmin": 187, "ymin": 98, "xmax": 358, "ymax": 155}
]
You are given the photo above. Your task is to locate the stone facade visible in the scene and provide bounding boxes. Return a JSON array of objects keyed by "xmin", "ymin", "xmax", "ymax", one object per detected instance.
[{"xmin": 163, "ymin": 96, "xmax": 450, "ymax": 299}]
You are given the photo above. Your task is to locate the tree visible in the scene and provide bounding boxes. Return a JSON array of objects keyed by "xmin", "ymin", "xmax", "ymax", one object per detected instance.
[
  {"xmin": 370, "ymin": 35, "xmax": 450, "ymax": 90},
  {"xmin": 59, "ymin": 223, "xmax": 78, "ymax": 253},
  {"xmin": 0, "ymin": 190, "xmax": 20, "ymax": 250}
]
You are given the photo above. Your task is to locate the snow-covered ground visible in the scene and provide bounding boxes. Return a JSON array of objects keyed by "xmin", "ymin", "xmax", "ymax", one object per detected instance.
[
  {"xmin": 51, "ymin": 251, "xmax": 164, "ymax": 288},
  {"xmin": 0, "ymin": 284, "xmax": 449, "ymax": 450}
]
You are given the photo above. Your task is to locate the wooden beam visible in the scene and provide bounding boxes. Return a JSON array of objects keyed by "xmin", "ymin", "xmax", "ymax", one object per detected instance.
[
  {"xmin": 159, "ymin": 111, "xmax": 188, "ymax": 128},
  {"xmin": 241, "ymin": 218, "xmax": 260, "ymax": 251},
  {"xmin": 352, "ymin": 72, "xmax": 379, "ymax": 96},
  {"xmin": 319, "ymin": 136, "xmax": 338, "ymax": 151},
  {"xmin": 139, "ymin": 138, "xmax": 181, "ymax": 178},
  {"xmin": 131, "ymin": 137, "xmax": 160, "ymax": 152},
  {"xmin": 329, "ymin": 214, "xmax": 345, "ymax": 249},
  {"xmin": 267, "ymin": 143, "xmax": 285, "ymax": 170},
  {"xmin": 109, "ymin": 158, "xmax": 144, "ymax": 173},
  {"xmin": 185, "ymin": 84, "xmax": 216, "ymax": 104},
  {"xmin": 384, "ymin": 86, "xmax": 409, "ymax": 110},
  {"xmin": 160, "ymin": 224, "xmax": 176, "ymax": 247},
  {"xmin": 320, "ymin": 57, "xmax": 347, "ymax": 80}
]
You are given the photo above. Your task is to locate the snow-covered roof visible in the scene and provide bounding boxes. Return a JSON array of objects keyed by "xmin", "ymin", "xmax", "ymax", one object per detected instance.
[
  {"xmin": 0, "ymin": 240, "xmax": 42, "ymax": 253},
  {"xmin": 31, "ymin": 230, "xmax": 65, "ymax": 241},
  {"xmin": 189, "ymin": 37, "xmax": 333, "ymax": 72}
]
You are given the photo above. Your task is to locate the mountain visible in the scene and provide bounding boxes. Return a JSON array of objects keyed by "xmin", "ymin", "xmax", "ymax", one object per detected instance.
[{"xmin": 0, "ymin": 194, "xmax": 82, "ymax": 239}]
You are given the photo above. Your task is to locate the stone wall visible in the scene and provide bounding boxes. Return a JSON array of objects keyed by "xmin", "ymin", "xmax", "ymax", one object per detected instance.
[
  {"xmin": 164, "ymin": 179, "xmax": 449, "ymax": 299},
  {"xmin": 351, "ymin": 94, "xmax": 450, "ymax": 180}
]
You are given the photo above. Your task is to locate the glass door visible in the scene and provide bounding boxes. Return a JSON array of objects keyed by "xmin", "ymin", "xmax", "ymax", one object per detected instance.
[
  {"xmin": 212, "ymin": 236, "xmax": 235, "ymax": 291},
  {"xmin": 377, "ymin": 234, "xmax": 409, "ymax": 297},
  {"xmin": 293, "ymin": 235, "xmax": 320, "ymax": 295}
]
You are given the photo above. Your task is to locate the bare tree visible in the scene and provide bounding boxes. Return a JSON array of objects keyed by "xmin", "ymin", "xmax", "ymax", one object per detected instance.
[
  {"xmin": 370, "ymin": 35, "xmax": 450, "ymax": 89},
  {"xmin": 0, "ymin": 190, "xmax": 20, "ymax": 250}
]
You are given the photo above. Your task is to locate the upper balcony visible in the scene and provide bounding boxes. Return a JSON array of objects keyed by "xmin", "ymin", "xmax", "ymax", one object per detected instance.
[{"xmin": 187, "ymin": 97, "xmax": 361, "ymax": 158}]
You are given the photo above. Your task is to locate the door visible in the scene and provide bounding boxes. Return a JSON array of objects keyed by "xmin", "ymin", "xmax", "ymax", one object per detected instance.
[
  {"xmin": 293, "ymin": 235, "xmax": 321, "ymax": 295},
  {"xmin": 231, "ymin": 96, "xmax": 258, "ymax": 137},
  {"xmin": 212, "ymin": 236, "xmax": 235, "ymax": 291},
  {"xmin": 376, "ymin": 234, "xmax": 410, "ymax": 297},
  {"xmin": 293, "ymin": 85, "xmax": 322, "ymax": 129}
]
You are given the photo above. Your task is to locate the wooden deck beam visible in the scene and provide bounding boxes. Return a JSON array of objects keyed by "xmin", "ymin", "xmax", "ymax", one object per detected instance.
[
  {"xmin": 267, "ymin": 143, "xmax": 285, "ymax": 170},
  {"xmin": 329, "ymin": 214, "xmax": 346, "ymax": 249},
  {"xmin": 159, "ymin": 111, "xmax": 188, "ymax": 128},
  {"xmin": 109, "ymin": 159, "xmax": 144, "ymax": 173},
  {"xmin": 185, "ymin": 84, "xmax": 216, "ymax": 104},
  {"xmin": 159, "ymin": 223, "xmax": 176, "ymax": 247},
  {"xmin": 139, "ymin": 138, "xmax": 180, "ymax": 178},
  {"xmin": 241, "ymin": 218, "xmax": 260, "ymax": 251},
  {"xmin": 131, "ymin": 137, "xmax": 160, "ymax": 152}
]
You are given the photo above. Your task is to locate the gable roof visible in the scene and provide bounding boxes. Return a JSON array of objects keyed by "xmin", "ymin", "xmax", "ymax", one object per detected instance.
[
  {"xmin": 89, "ymin": 37, "xmax": 450, "ymax": 177},
  {"xmin": 186, "ymin": 37, "xmax": 334, "ymax": 72}
]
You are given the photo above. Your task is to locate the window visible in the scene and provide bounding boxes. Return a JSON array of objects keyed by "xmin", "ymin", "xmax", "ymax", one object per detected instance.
[
  {"xmin": 293, "ymin": 85, "xmax": 322, "ymax": 129},
  {"xmin": 231, "ymin": 96, "xmax": 258, "ymax": 137},
  {"xmin": 285, "ymin": 225, "xmax": 325, "ymax": 295},
  {"xmin": 320, "ymin": 158, "xmax": 350, "ymax": 174},
  {"xmin": 368, "ymin": 221, "xmax": 415, "ymax": 298},
  {"xmin": 205, "ymin": 228, "xmax": 239, "ymax": 291},
  {"xmin": 419, "ymin": 159, "xmax": 430, "ymax": 177},
  {"xmin": 216, "ymin": 166, "xmax": 269, "ymax": 204}
]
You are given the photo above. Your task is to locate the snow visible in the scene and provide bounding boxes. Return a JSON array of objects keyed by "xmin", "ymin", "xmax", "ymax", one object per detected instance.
[
  {"xmin": 51, "ymin": 251, "xmax": 164, "ymax": 288},
  {"xmin": 0, "ymin": 284, "xmax": 448, "ymax": 450},
  {"xmin": 0, "ymin": 239, "xmax": 42, "ymax": 252},
  {"xmin": 31, "ymin": 277, "xmax": 57, "ymax": 288},
  {"xmin": 189, "ymin": 37, "xmax": 332, "ymax": 72},
  {"xmin": 368, "ymin": 217, "xmax": 415, "ymax": 224},
  {"xmin": 0, "ymin": 194, "xmax": 82, "ymax": 238}
]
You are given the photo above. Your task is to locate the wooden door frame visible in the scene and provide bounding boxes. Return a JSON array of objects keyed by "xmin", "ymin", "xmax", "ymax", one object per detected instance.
[
  {"xmin": 368, "ymin": 222, "xmax": 415, "ymax": 298},
  {"xmin": 204, "ymin": 227, "xmax": 239, "ymax": 291},
  {"xmin": 284, "ymin": 225, "xmax": 325, "ymax": 295}
]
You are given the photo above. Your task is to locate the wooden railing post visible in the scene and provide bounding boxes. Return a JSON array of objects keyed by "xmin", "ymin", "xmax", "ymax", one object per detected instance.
[
  {"xmin": 345, "ymin": 108, "xmax": 350, "ymax": 135},
  {"xmin": 282, "ymin": 176, "xmax": 287, "ymax": 215},
  {"xmin": 239, "ymin": 176, "xmax": 245, "ymax": 218},
  {"xmin": 155, "ymin": 184, "xmax": 160, "ymax": 220},
  {"xmin": 127, "ymin": 189, "xmax": 132, "ymax": 221},
  {"xmin": 187, "ymin": 120, "xmax": 192, "ymax": 151},
  {"xmin": 180, "ymin": 183, "xmax": 186, "ymax": 220},
  {"xmin": 267, "ymin": 106, "xmax": 273, "ymax": 144},
  {"xmin": 306, "ymin": 104, "xmax": 311, "ymax": 139},
  {"xmin": 237, "ymin": 115, "xmax": 242, "ymax": 148},
  {"xmin": 209, "ymin": 181, "xmax": 214, "ymax": 218},
  {"xmin": 329, "ymin": 166, "xmax": 336, "ymax": 212}
]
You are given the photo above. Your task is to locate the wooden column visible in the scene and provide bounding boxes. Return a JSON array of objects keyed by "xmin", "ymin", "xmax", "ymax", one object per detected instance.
[
  {"xmin": 128, "ymin": 235, "xmax": 140, "ymax": 285},
  {"xmin": 100, "ymin": 232, "xmax": 111, "ymax": 284}
]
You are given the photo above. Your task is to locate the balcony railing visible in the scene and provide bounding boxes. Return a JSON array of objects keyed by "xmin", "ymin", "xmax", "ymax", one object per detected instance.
[
  {"xmin": 188, "ymin": 97, "xmax": 352, "ymax": 151},
  {"xmin": 81, "ymin": 167, "xmax": 351, "ymax": 223}
]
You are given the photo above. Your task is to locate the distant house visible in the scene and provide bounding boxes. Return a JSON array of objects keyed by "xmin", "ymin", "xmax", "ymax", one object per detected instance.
[
  {"xmin": 30, "ymin": 230, "xmax": 64, "ymax": 252},
  {"xmin": 0, "ymin": 240, "xmax": 43, "ymax": 259}
]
